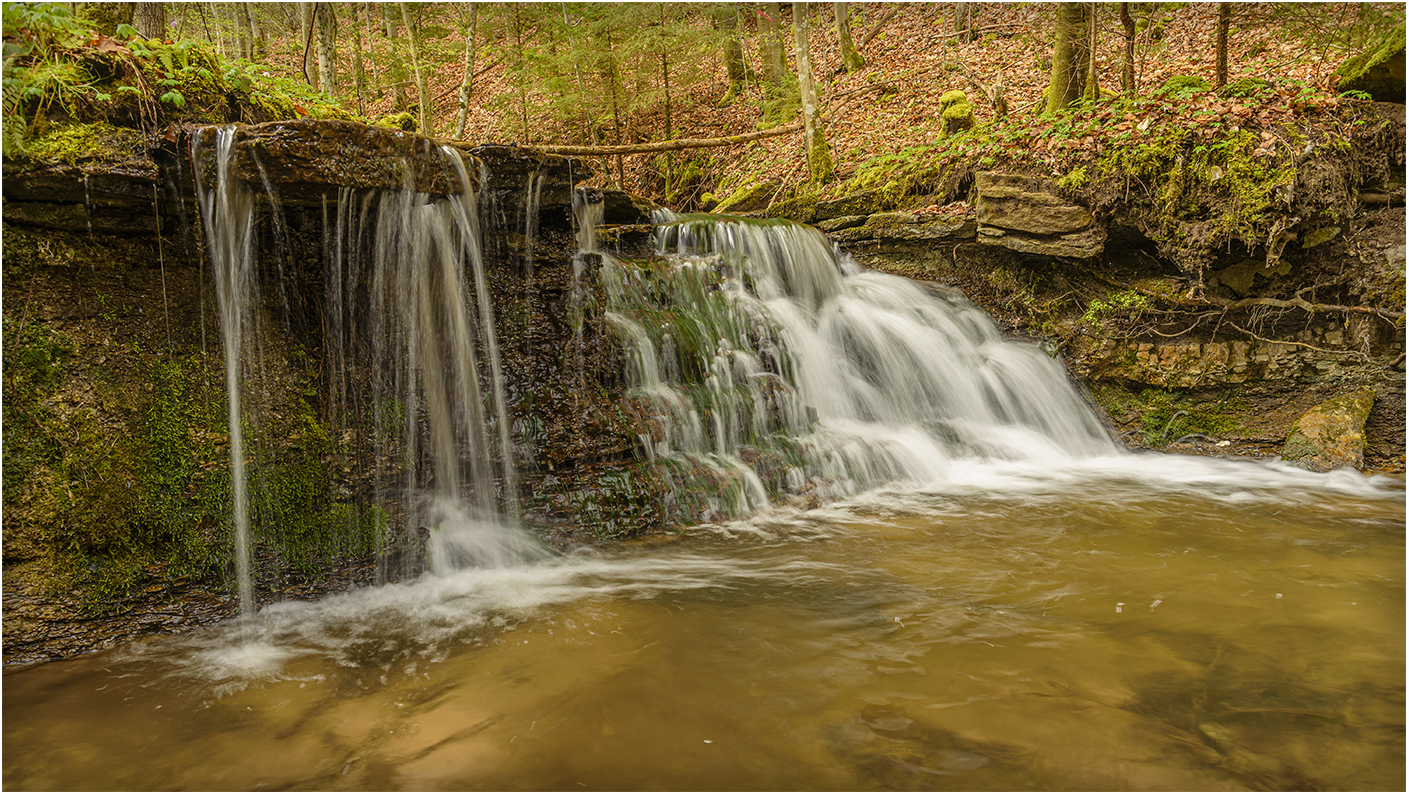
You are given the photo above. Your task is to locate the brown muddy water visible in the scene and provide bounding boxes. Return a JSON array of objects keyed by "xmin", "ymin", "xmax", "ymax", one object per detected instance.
[{"xmin": 4, "ymin": 456, "xmax": 1403, "ymax": 791}]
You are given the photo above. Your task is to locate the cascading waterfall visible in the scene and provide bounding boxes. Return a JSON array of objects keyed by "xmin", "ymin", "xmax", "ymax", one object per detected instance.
[
  {"xmin": 604, "ymin": 212, "xmax": 1119, "ymax": 522},
  {"xmin": 193, "ymin": 128, "xmax": 542, "ymax": 611}
]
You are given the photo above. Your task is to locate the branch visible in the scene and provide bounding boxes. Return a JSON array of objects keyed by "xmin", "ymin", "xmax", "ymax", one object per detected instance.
[
  {"xmin": 1207, "ymin": 295, "xmax": 1405, "ymax": 320},
  {"xmin": 529, "ymin": 121, "xmax": 804, "ymax": 156},
  {"xmin": 859, "ymin": 6, "xmax": 900, "ymax": 49}
]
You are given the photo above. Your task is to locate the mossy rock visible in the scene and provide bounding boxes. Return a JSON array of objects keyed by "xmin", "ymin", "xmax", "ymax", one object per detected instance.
[
  {"xmin": 714, "ymin": 179, "xmax": 781, "ymax": 213},
  {"xmin": 942, "ymin": 100, "xmax": 975, "ymax": 133},
  {"xmin": 938, "ymin": 90, "xmax": 968, "ymax": 110},
  {"xmin": 1335, "ymin": 27, "xmax": 1406, "ymax": 102},
  {"xmin": 373, "ymin": 111, "xmax": 419, "ymax": 132},
  {"xmin": 1281, "ymin": 387, "xmax": 1377, "ymax": 471}
]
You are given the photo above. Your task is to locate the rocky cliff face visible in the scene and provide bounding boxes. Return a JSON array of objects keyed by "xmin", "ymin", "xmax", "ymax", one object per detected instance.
[{"xmin": 1, "ymin": 119, "xmax": 665, "ymax": 663}]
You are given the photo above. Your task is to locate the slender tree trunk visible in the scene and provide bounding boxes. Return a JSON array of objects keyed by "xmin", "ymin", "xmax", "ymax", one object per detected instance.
[
  {"xmin": 245, "ymin": 4, "xmax": 265, "ymax": 59},
  {"xmin": 400, "ymin": 2, "xmax": 432, "ymax": 135},
  {"xmin": 835, "ymin": 3, "xmax": 865, "ymax": 71},
  {"xmin": 351, "ymin": 4, "xmax": 365, "ymax": 115},
  {"xmin": 135, "ymin": 2, "xmax": 166, "ymax": 39},
  {"xmin": 759, "ymin": 2, "xmax": 788, "ymax": 88},
  {"xmin": 233, "ymin": 3, "xmax": 251, "ymax": 57},
  {"xmin": 1083, "ymin": 2, "xmax": 1098, "ymax": 103},
  {"xmin": 1119, "ymin": 1, "xmax": 1136, "ymax": 94},
  {"xmin": 317, "ymin": 3, "xmax": 339, "ymax": 100},
  {"xmin": 1047, "ymin": 2, "xmax": 1089, "ymax": 113},
  {"xmin": 1215, "ymin": 2, "xmax": 1231, "ymax": 88},
  {"xmin": 454, "ymin": 3, "xmax": 476, "ymax": 138},
  {"xmin": 603, "ymin": 30, "xmax": 626, "ymax": 184},
  {"xmin": 383, "ymin": 4, "xmax": 409, "ymax": 112},
  {"xmin": 792, "ymin": 2, "xmax": 832, "ymax": 184},
  {"xmin": 300, "ymin": 3, "xmax": 320, "ymax": 90},
  {"xmin": 513, "ymin": 5, "xmax": 529, "ymax": 143}
]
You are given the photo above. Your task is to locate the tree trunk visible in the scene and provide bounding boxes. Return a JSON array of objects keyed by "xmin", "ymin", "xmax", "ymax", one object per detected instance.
[
  {"xmin": 245, "ymin": 4, "xmax": 265, "ymax": 60},
  {"xmin": 1083, "ymin": 2, "xmax": 1098, "ymax": 103},
  {"xmin": 300, "ymin": 3, "xmax": 320, "ymax": 90},
  {"xmin": 1119, "ymin": 2, "xmax": 1136, "ymax": 94},
  {"xmin": 82, "ymin": 3, "xmax": 134, "ymax": 36},
  {"xmin": 135, "ymin": 2, "xmax": 166, "ymax": 39},
  {"xmin": 720, "ymin": 6, "xmax": 748, "ymax": 102},
  {"xmin": 399, "ymin": 2, "xmax": 432, "ymax": 135},
  {"xmin": 954, "ymin": 2, "xmax": 977, "ymax": 44},
  {"xmin": 792, "ymin": 2, "xmax": 832, "ymax": 184},
  {"xmin": 454, "ymin": 3, "xmax": 477, "ymax": 139},
  {"xmin": 316, "ymin": 3, "xmax": 339, "ymax": 100},
  {"xmin": 513, "ymin": 5, "xmax": 530, "ymax": 143},
  {"xmin": 1215, "ymin": 2, "xmax": 1231, "ymax": 88},
  {"xmin": 383, "ymin": 4, "xmax": 409, "ymax": 112},
  {"xmin": 351, "ymin": 4, "xmax": 366, "ymax": 115},
  {"xmin": 835, "ymin": 3, "xmax": 865, "ymax": 71},
  {"xmin": 1046, "ymin": 3, "xmax": 1089, "ymax": 113},
  {"xmin": 759, "ymin": 2, "xmax": 788, "ymax": 88}
]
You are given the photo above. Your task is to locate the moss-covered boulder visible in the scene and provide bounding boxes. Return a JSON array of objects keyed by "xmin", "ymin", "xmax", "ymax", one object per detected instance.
[
  {"xmin": 1281, "ymin": 387, "xmax": 1378, "ymax": 471},
  {"xmin": 713, "ymin": 179, "xmax": 781, "ymax": 213},
  {"xmin": 1336, "ymin": 27, "xmax": 1406, "ymax": 103}
]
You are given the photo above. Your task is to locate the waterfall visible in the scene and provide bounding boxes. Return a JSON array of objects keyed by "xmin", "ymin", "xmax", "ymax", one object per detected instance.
[
  {"xmin": 193, "ymin": 128, "xmax": 543, "ymax": 611},
  {"xmin": 191, "ymin": 126, "xmax": 256, "ymax": 616},
  {"xmin": 605, "ymin": 212, "xmax": 1118, "ymax": 521}
]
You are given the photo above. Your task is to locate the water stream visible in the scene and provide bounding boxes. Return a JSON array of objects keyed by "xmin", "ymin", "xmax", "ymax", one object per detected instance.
[
  {"xmin": 4, "ymin": 149, "xmax": 1402, "ymax": 791},
  {"xmin": 3, "ymin": 463, "xmax": 1402, "ymax": 790}
]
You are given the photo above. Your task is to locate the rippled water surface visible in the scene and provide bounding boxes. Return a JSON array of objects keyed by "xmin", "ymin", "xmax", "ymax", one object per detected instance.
[{"xmin": 4, "ymin": 457, "xmax": 1403, "ymax": 791}]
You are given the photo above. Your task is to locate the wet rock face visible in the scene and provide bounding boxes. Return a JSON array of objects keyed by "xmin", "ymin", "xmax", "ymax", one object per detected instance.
[
  {"xmin": 192, "ymin": 120, "xmax": 480, "ymax": 200},
  {"xmin": 973, "ymin": 171, "xmax": 1105, "ymax": 259},
  {"xmin": 1281, "ymin": 387, "xmax": 1378, "ymax": 471}
]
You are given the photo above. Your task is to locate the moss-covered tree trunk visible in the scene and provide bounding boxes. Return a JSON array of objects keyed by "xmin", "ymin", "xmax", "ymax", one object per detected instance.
[
  {"xmin": 80, "ymin": 3, "xmax": 134, "ymax": 36},
  {"xmin": 1047, "ymin": 2, "xmax": 1090, "ymax": 113},
  {"xmin": 719, "ymin": 6, "xmax": 749, "ymax": 102},
  {"xmin": 792, "ymin": 2, "xmax": 832, "ymax": 184},
  {"xmin": 835, "ymin": 3, "xmax": 865, "ymax": 72},
  {"xmin": 759, "ymin": 2, "xmax": 789, "ymax": 89}
]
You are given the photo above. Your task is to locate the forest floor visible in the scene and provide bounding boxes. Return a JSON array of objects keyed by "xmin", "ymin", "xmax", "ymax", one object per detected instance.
[{"xmin": 304, "ymin": 3, "xmax": 1366, "ymax": 205}]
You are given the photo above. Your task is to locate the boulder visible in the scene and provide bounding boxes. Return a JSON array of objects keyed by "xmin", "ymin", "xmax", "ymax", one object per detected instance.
[
  {"xmin": 1281, "ymin": 387, "xmax": 1378, "ymax": 471},
  {"xmin": 973, "ymin": 171, "xmax": 1104, "ymax": 258}
]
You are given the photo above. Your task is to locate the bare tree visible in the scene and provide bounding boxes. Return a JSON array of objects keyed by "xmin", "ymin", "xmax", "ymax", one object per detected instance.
[
  {"xmin": 399, "ymin": 2, "xmax": 432, "ymax": 135},
  {"xmin": 792, "ymin": 2, "xmax": 832, "ymax": 183},
  {"xmin": 454, "ymin": 3, "xmax": 476, "ymax": 139}
]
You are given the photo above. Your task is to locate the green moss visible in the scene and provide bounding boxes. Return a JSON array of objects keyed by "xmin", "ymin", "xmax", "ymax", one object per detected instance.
[
  {"xmin": 373, "ymin": 111, "xmax": 419, "ymax": 132},
  {"xmin": 938, "ymin": 89, "xmax": 968, "ymax": 109},
  {"xmin": 1155, "ymin": 75, "xmax": 1212, "ymax": 97},
  {"xmin": 20, "ymin": 120, "xmax": 147, "ymax": 169},
  {"xmin": 1057, "ymin": 165, "xmax": 1089, "ymax": 190}
]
